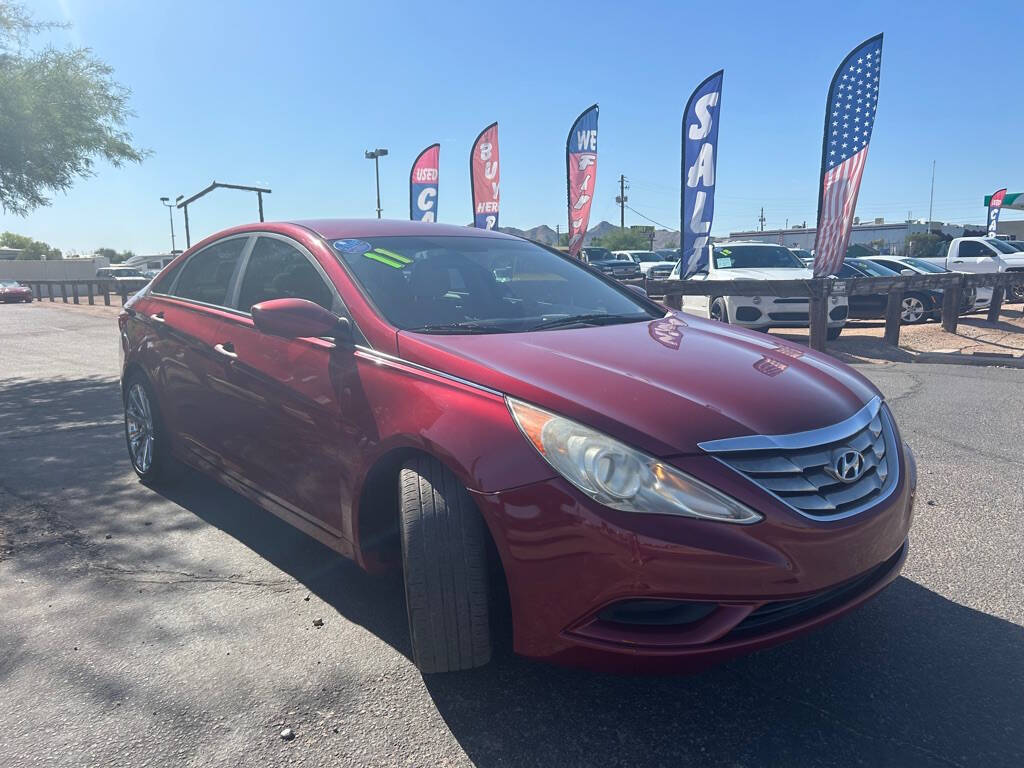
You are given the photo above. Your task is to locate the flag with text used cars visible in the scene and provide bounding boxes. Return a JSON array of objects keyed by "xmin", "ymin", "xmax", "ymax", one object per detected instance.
[
  {"xmin": 471, "ymin": 122, "xmax": 500, "ymax": 229},
  {"xmin": 566, "ymin": 104, "xmax": 599, "ymax": 257},
  {"xmin": 987, "ymin": 188, "xmax": 1007, "ymax": 237},
  {"xmin": 680, "ymin": 70, "xmax": 723, "ymax": 278},
  {"xmin": 812, "ymin": 34, "xmax": 883, "ymax": 277},
  {"xmin": 410, "ymin": 144, "xmax": 440, "ymax": 222}
]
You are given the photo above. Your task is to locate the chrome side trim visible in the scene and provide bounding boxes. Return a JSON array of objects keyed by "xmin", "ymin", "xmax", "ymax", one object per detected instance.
[
  {"xmin": 698, "ymin": 396, "xmax": 882, "ymax": 453},
  {"xmin": 353, "ymin": 345, "xmax": 504, "ymax": 397}
]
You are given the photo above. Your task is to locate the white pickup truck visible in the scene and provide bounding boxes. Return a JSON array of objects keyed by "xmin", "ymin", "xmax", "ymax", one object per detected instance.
[{"xmin": 916, "ymin": 237, "xmax": 1024, "ymax": 304}]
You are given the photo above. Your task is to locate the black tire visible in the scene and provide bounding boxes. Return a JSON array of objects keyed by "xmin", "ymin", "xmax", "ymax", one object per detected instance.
[
  {"xmin": 827, "ymin": 326, "xmax": 843, "ymax": 341},
  {"xmin": 399, "ymin": 456, "xmax": 491, "ymax": 673},
  {"xmin": 123, "ymin": 373, "xmax": 176, "ymax": 485},
  {"xmin": 709, "ymin": 298, "xmax": 729, "ymax": 324}
]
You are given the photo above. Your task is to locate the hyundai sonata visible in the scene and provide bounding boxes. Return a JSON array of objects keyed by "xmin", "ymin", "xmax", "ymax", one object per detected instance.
[{"xmin": 119, "ymin": 219, "xmax": 915, "ymax": 673}]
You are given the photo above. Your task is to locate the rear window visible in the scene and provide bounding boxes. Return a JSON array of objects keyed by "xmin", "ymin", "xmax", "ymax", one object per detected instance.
[
  {"xmin": 332, "ymin": 235, "xmax": 655, "ymax": 333},
  {"xmin": 171, "ymin": 237, "xmax": 247, "ymax": 307}
]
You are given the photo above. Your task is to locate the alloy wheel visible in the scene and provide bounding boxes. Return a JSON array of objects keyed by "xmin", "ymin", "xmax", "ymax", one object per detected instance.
[
  {"xmin": 901, "ymin": 296, "xmax": 925, "ymax": 323},
  {"xmin": 125, "ymin": 382, "xmax": 154, "ymax": 473}
]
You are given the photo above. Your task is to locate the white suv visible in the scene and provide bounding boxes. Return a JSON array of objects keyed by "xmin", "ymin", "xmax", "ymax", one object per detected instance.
[
  {"xmin": 669, "ymin": 241, "xmax": 849, "ymax": 339},
  {"xmin": 614, "ymin": 250, "xmax": 677, "ymax": 279}
]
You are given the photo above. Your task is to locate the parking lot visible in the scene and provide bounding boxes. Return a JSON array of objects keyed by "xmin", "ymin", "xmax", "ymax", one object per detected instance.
[{"xmin": 2, "ymin": 301, "xmax": 1022, "ymax": 768}]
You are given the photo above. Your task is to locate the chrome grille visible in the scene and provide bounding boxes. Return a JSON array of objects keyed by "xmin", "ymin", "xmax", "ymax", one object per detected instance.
[{"xmin": 698, "ymin": 397, "xmax": 898, "ymax": 521}]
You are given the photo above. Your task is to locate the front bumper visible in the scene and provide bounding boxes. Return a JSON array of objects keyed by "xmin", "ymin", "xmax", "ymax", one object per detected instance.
[
  {"xmin": 473, "ymin": 442, "xmax": 914, "ymax": 672},
  {"xmin": 725, "ymin": 296, "xmax": 848, "ymax": 328}
]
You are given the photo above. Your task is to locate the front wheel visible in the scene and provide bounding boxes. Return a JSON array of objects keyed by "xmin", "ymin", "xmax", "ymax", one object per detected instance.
[
  {"xmin": 399, "ymin": 456, "xmax": 491, "ymax": 673},
  {"xmin": 709, "ymin": 298, "xmax": 729, "ymax": 324}
]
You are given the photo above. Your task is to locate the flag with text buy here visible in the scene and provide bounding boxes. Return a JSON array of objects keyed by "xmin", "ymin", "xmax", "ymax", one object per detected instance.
[
  {"xmin": 813, "ymin": 34, "xmax": 883, "ymax": 278},
  {"xmin": 471, "ymin": 122, "xmax": 499, "ymax": 229}
]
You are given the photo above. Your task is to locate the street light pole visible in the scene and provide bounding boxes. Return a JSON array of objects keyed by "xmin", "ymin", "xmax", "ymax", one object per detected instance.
[
  {"xmin": 365, "ymin": 148, "xmax": 389, "ymax": 218},
  {"xmin": 159, "ymin": 196, "xmax": 177, "ymax": 253}
]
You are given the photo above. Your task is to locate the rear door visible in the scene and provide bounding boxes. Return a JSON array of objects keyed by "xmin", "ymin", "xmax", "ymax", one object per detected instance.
[
  {"xmin": 144, "ymin": 235, "xmax": 252, "ymax": 468},
  {"xmin": 214, "ymin": 234, "xmax": 362, "ymax": 537},
  {"xmin": 949, "ymin": 240, "xmax": 997, "ymax": 275}
]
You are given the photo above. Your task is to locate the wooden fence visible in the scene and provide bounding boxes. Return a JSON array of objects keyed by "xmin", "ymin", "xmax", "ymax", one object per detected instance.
[
  {"xmin": 635, "ymin": 271, "xmax": 1024, "ymax": 352},
  {"xmin": 20, "ymin": 279, "xmax": 144, "ymax": 307}
]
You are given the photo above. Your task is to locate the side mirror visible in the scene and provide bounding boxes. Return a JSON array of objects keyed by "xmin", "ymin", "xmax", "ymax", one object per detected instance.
[
  {"xmin": 626, "ymin": 284, "xmax": 648, "ymax": 298},
  {"xmin": 900, "ymin": 269, "xmax": 915, "ymax": 276},
  {"xmin": 251, "ymin": 298, "xmax": 352, "ymax": 342}
]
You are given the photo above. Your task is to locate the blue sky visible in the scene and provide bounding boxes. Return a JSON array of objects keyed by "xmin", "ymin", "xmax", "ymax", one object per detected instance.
[{"xmin": 5, "ymin": 0, "xmax": 1023, "ymax": 254}]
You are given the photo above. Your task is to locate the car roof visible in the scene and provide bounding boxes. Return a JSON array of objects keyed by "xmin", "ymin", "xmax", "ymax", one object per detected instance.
[{"xmin": 290, "ymin": 218, "xmax": 515, "ymax": 241}]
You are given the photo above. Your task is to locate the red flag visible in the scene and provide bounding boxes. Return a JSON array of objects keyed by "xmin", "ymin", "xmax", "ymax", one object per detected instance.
[{"xmin": 470, "ymin": 122, "xmax": 499, "ymax": 229}]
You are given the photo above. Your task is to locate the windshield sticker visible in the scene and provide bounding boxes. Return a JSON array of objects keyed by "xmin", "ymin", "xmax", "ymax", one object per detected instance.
[
  {"xmin": 718, "ymin": 256, "xmax": 733, "ymax": 268},
  {"xmin": 362, "ymin": 248, "xmax": 413, "ymax": 269},
  {"xmin": 333, "ymin": 239, "xmax": 371, "ymax": 255},
  {"xmin": 719, "ymin": 248, "xmax": 731, "ymax": 255}
]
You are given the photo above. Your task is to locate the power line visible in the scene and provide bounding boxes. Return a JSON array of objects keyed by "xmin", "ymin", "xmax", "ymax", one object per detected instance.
[{"xmin": 623, "ymin": 203, "xmax": 678, "ymax": 232}]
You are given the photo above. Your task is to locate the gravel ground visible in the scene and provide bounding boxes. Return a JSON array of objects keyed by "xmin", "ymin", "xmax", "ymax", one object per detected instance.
[{"xmin": 1, "ymin": 301, "xmax": 1022, "ymax": 768}]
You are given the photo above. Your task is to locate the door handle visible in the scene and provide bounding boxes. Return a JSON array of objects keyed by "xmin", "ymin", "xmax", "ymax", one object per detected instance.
[
  {"xmin": 951, "ymin": 260, "xmax": 963, "ymax": 264},
  {"xmin": 214, "ymin": 342, "xmax": 238, "ymax": 359},
  {"xmin": 150, "ymin": 311, "xmax": 165, "ymax": 323}
]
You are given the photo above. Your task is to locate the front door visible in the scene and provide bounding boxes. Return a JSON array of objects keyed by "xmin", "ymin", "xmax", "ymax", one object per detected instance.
[{"xmin": 214, "ymin": 235, "xmax": 364, "ymax": 538}]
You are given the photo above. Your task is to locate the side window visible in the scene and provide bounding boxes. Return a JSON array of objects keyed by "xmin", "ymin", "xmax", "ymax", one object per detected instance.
[
  {"xmin": 172, "ymin": 237, "xmax": 247, "ymax": 306},
  {"xmin": 958, "ymin": 241, "xmax": 990, "ymax": 258},
  {"xmin": 236, "ymin": 237, "xmax": 333, "ymax": 312}
]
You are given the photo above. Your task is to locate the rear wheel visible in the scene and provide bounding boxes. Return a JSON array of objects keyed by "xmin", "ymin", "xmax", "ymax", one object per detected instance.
[
  {"xmin": 900, "ymin": 293, "xmax": 929, "ymax": 324},
  {"xmin": 399, "ymin": 456, "xmax": 491, "ymax": 673},
  {"xmin": 709, "ymin": 298, "xmax": 729, "ymax": 324},
  {"xmin": 123, "ymin": 374, "xmax": 175, "ymax": 484}
]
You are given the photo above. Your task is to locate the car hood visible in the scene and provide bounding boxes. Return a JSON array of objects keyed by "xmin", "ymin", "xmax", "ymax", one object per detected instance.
[
  {"xmin": 397, "ymin": 313, "xmax": 879, "ymax": 457},
  {"xmin": 713, "ymin": 267, "xmax": 813, "ymax": 281},
  {"xmin": 639, "ymin": 261, "xmax": 677, "ymax": 271}
]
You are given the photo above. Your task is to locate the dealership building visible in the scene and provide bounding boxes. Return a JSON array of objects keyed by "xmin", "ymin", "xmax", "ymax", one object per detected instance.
[{"xmin": 728, "ymin": 218, "xmax": 989, "ymax": 255}]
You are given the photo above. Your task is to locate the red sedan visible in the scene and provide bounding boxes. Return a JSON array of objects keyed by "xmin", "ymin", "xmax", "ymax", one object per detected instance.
[
  {"xmin": 119, "ymin": 219, "xmax": 915, "ymax": 673},
  {"xmin": 0, "ymin": 280, "xmax": 34, "ymax": 303}
]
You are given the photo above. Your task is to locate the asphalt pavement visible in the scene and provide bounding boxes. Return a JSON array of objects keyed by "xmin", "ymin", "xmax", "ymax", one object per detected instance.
[{"xmin": 1, "ymin": 302, "xmax": 1022, "ymax": 768}]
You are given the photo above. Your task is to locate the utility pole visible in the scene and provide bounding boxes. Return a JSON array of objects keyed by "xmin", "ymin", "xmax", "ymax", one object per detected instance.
[
  {"xmin": 758, "ymin": 207, "xmax": 766, "ymax": 231},
  {"xmin": 928, "ymin": 160, "xmax": 936, "ymax": 234},
  {"xmin": 159, "ymin": 197, "xmax": 177, "ymax": 253},
  {"xmin": 615, "ymin": 175, "xmax": 628, "ymax": 228}
]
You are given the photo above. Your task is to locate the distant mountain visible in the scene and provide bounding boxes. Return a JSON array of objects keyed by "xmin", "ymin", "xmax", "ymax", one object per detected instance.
[{"xmin": 499, "ymin": 220, "xmax": 679, "ymax": 250}]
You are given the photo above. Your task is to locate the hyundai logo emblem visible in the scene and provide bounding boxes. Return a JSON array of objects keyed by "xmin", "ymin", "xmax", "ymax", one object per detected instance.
[{"xmin": 828, "ymin": 447, "xmax": 866, "ymax": 484}]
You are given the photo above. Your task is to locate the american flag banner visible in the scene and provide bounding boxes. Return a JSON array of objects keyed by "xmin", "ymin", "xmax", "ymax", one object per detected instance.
[{"xmin": 813, "ymin": 34, "xmax": 883, "ymax": 278}]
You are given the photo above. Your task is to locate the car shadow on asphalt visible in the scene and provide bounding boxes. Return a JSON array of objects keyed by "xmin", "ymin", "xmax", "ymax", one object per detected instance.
[
  {"xmin": 422, "ymin": 577, "xmax": 1024, "ymax": 767},
  {"xmin": 155, "ymin": 465, "xmax": 1024, "ymax": 766}
]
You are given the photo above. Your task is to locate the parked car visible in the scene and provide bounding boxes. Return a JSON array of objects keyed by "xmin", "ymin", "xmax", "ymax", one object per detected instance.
[
  {"xmin": 861, "ymin": 256, "xmax": 979, "ymax": 316},
  {"xmin": 840, "ymin": 258, "xmax": 945, "ymax": 324},
  {"xmin": 119, "ymin": 219, "xmax": 914, "ymax": 674},
  {"xmin": 0, "ymin": 280, "xmax": 33, "ymax": 303},
  {"xmin": 788, "ymin": 248, "xmax": 814, "ymax": 262},
  {"xmin": 614, "ymin": 250, "xmax": 677, "ymax": 278},
  {"xmin": 670, "ymin": 241, "xmax": 848, "ymax": 339},
  {"xmin": 916, "ymin": 236, "xmax": 1024, "ymax": 305},
  {"xmin": 584, "ymin": 253, "xmax": 643, "ymax": 279},
  {"xmin": 96, "ymin": 266, "xmax": 152, "ymax": 293}
]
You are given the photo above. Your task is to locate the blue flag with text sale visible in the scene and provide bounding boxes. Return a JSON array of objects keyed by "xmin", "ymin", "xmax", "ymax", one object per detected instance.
[{"xmin": 680, "ymin": 70, "xmax": 723, "ymax": 278}]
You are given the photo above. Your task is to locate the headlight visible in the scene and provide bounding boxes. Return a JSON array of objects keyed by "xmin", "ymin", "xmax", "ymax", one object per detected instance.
[{"xmin": 507, "ymin": 398, "xmax": 761, "ymax": 524}]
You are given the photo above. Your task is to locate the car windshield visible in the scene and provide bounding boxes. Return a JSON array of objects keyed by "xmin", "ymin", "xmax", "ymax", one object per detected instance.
[
  {"xmin": 1, "ymin": 280, "xmax": 22, "ymax": 287},
  {"xmin": 853, "ymin": 260, "xmax": 898, "ymax": 276},
  {"xmin": 987, "ymin": 238, "xmax": 1019, "ymax": 255},
  {"xmin": 334, "ymin": 235, "xmax": 658, "ymax": 334},
  {"xmin": 113, "ymin": 268, "xmax": 143, "ymax": 277},
  {"xmin": 582, "ymin": 248, "xmax": 612, "ymax": 261},
  {"xmin": 629, "ymin": 252, "xmax": 660, "ymax": 263},
  {"xmin": 790, "ymin": 249, "xmax": 813, "ymax": 260},
  {"xmin": 903, "ymin": 258, "xmax": 946, "ymax": 273},
  {"xmin": 713, "ymin": 245, "xmax": 804, "ymax": 269}
]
